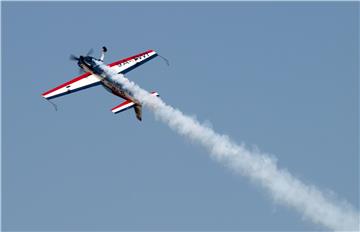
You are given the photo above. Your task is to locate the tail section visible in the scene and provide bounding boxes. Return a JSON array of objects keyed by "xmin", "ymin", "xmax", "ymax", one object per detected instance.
[
  {"xmin": 150, "ymin": 91, "xmax": 160, "ymax": 97},
  {"xmin": 111, "ymin": 91, "xmax": 160, "ymax": 121},
  {"xmin": 134, "ymin": 104, "xmax": 142, "ymax": 121}
]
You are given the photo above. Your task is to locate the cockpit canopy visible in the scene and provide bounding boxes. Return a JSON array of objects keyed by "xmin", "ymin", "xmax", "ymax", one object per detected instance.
[
  {"xmin": 83, "ymin": 56, "xmax": 95, "ymax": 66},
  {"xmin": 78, "ymin": 56, "xmax": 103, "ymax": 75}
]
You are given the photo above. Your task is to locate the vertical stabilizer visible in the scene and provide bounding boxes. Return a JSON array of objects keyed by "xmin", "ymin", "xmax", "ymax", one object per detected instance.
[{"xmin": 134, "ymin": 104, "xmax": 142, "ymax": 121}]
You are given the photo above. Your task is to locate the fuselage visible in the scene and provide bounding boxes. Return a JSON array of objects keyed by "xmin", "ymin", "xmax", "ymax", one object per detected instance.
[{"xmin": 79, "ymin": 56, "xmax": 136, "ymax": 103}]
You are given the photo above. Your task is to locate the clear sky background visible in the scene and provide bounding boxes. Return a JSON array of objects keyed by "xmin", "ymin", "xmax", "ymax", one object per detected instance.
[{"xmin": 2, "ymin": 2, "xmax": 358, "ymax": 231}]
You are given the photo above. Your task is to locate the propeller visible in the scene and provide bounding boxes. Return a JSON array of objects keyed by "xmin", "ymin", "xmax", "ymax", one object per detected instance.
[
  {"xmin": 86, "ymin": 48, "xmax": 94, "ymax": 56},
  {"xmin": 69, "ymin": 47, "xmax": 97, "ymax": 73},
  {"xmin": 69, "ymin": 54, "xmax": 79, "ymax": 61},
  {"xmin": 69, "ymin": 54, "xmax": 82, "ymax": 73},
  {"xmin": 70, "ymin": 47, "xmax": 98, "ymax": 61}
]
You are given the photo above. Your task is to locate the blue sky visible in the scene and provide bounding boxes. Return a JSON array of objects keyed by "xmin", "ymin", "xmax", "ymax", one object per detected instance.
[{"xmin": 2, "ymin": 2, "xmax": 358, "ymax": 231}]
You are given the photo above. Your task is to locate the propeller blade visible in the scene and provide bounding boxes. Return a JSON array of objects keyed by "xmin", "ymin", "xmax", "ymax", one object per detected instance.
[
  {"xmin": 86, "ymin": 48, "xmax": 94, "ymax": 56},
  {"xmin": 69, "ymin": 53, "xmax": 83, "ymax": 74},
  {"xmin": 70, "ymin": 54, "xmax": 79, "ymax": 61}
]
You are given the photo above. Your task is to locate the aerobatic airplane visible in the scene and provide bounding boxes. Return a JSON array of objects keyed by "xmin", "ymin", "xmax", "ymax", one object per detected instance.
[{"xmin": 41, "ymin": 47, "xmax": 160, "ymax": 121}]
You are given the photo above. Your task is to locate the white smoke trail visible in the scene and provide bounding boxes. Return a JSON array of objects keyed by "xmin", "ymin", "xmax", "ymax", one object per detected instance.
[{"xmin": 101, "ymin": 64, "xmax": 359, "ymax": 231}]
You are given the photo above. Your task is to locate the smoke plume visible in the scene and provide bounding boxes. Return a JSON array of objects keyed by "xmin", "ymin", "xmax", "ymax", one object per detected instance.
[{"xmin": 101, "ymin": 64, "xmax": 359, "ymax": 231}]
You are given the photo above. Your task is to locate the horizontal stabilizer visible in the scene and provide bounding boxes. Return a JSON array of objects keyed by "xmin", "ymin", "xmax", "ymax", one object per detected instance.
[
  {"xmin": 111, "ymin": 91, "xmax": 160, "ymax": 115},
  {"xmin": 111, "ymin": 100, "xmax": 135, "ymax": 114}
]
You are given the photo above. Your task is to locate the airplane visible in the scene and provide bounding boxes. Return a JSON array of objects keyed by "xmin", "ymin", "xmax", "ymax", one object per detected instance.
[{"xmin": 41, "ymin": 46, "xmax": 161, "ymax": 121}]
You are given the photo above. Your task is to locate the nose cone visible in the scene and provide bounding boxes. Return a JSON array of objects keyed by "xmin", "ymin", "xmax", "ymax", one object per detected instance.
[{"xmin": 78, "ymin": 56, "xmax": 84, "ymax": 67}]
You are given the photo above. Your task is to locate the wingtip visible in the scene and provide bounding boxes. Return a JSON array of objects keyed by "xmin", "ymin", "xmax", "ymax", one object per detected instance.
[{"xmin": 41, "ymin": 93, "xmax": 48, "ymax": 99}]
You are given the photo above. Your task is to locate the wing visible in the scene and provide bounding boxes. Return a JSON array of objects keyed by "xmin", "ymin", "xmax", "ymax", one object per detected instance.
[
  {"xmin": 41, "ymin": 72, "xmax": 101, "ymax": 100},
  {"xmin": 42, "ymin": 50, "xmax": 158, "ymax": 100},
  {"xmin": 108, "ymin": 50, "xmax": 158, "ymax": 74}
]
